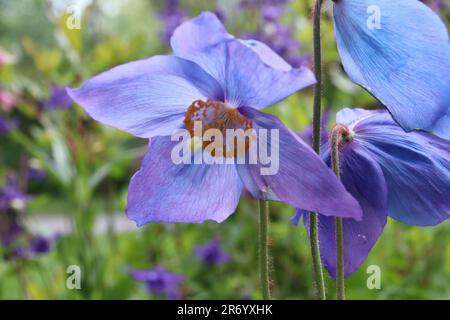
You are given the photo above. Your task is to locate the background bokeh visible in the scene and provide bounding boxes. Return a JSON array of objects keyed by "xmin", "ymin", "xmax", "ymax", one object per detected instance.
[{"xmin": 0, "ymin": 0, "xmax": 449, "ymax": 300}]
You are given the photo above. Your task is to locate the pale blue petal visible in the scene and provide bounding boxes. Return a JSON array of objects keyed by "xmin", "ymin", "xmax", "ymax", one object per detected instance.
[
  {"xmin": 333, "ymin": 0, "xmax": 450, "ymax": 131},
  {"xmin": 67, "ymin": 55, "xmax": 223, "ymax": 138},
  {"xmin": 126, "ymin": 138, "xmax": 243, "ymax": 226}
]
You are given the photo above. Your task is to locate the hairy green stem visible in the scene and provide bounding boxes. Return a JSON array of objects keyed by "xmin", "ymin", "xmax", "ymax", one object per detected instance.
[
  {"xmin": 331, "ymin": 125, "xmax": 346, "ymax": 300},
  {"xmin": 309, "ymin": 0, "xmax": 326, "ymax": 301},
  {"xmin": 258, "ymin": 199, "xmax": 271, "ymax": 300}
]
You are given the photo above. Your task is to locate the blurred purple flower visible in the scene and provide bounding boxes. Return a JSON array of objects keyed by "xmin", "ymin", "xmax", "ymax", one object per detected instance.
[
  {"xmin": 27, "ymin": 168, "xmax": 47, "ymax": 182},
  {"xmin": 0, "ymin": 177, "xmax": 27, "ymax": 249},
  {"xmin": 40, "ymin": 84, "xmax": 73, "ymax": 110},
  {"xmin": 0, "ymin": 116, "xmax": 17, "ymax": 134},
  {"xmin": 158, "ymin": 0, "xmax": 186, "ymax": 43},
  {"xmin": 29, "ymin": 235, "xmax": 52, "ymax": 255},
  {"xmin": 240, "ymin": 0, "xmax": 311, "ymax": 68},
  {"xmin": 194, "ymin": 238, "xmax": 230, "ymax": 266},
  {"xmin": 0, "ymin": 211, "xmax": 23, "ymax": 247},
  {"xmin": 131, "ymin": 266, "xmax": 184, "ymax": 300},
  {"xmin": 0, "ymin": 176, "xmax": 27, "ymax": 212}
]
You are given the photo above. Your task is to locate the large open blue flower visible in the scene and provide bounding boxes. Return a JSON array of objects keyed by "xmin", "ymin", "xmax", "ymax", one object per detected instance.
[
  {"xmin": 333, "ymin": 0, "xmax": 450, "ymax": 138},
  {"xmin": 68, "ymin": 12, "xmax": 362, "ymax": 226},
  {"xmin": 293, "ymin": 108, "xmax": 450, "ymax": 277}
]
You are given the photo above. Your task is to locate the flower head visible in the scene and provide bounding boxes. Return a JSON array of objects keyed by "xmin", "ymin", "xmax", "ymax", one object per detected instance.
[
  {"xmin": 68, "ymin": 12, "xmax": 362, "ymax": 226},
  {"xmin": 194, "ymin": 237, "xmax": 230, "ymax": 266},
  {"xmin": 332, "ymin": 0, "xmax": 450, "ymax": 138},
  {"xmin": 131, "ymin": 266, "xmax": 184, "ymax": 300},
  {"xmin": 293, "ymin": 108, "xmax": 450, "ymax": 277}
]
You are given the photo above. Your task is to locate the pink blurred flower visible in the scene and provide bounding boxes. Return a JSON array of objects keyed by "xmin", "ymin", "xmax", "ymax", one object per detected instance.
[
  {"xmin": 0, "ymin": 48, "xmax": 17, "ymax": 66},
  {"xmin": 0, "ymin": 90, "xmax": 20, "ymax": 111}
]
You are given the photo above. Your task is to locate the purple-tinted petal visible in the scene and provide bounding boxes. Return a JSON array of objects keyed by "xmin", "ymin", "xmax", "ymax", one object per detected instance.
[
  {"xmin": 296, "ymin": 142, "xmax": 388, "ymax": 278},
  {"xmin": 236, "ymin": 107, "xmax": 362, "ymax": 219},
  {"xmin": 171, "ymin": 12, "xmax": 316, "ymax": 109},
  {"xmin": 170, "ymin": 11, "xmax": 234, "ymax": 56},
  {"xmin": 126, "ymin": 137, "xmax": 243, "ymax": 226},
  {"xmin": 432, "ymin": 111, "xmax": 450, "ymax": 140},
  {"xmin": 344, "ymin": 108, "xmax": 450, "ymax": 226},
  {"xmin": 333, "ymin": 0, "xmax": 450, "ymax": 132},
  {"xmin": 67, "ymin": 55, "xmax": 223, "ymax": 138},
  {"xmin": 239, "ymin": 39, "xmax": 293, "ymax": 72}
]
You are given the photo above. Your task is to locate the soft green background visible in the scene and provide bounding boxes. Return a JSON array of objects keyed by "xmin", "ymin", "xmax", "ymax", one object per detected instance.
[{"xmin": 0, "ymin": 0, "xmax": 449, "ymax": 299}]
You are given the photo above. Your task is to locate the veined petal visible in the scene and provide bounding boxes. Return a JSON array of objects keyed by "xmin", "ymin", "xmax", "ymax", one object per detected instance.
[
  {"xmin": 432, "ymin": 110, "xmax": 450, "ymax": 140},
  {"xmin": 333, "ymin": 0, "xmax": 450, "ymax": 132},
  {"xmin": 236, "ymin": 107, "xmax": 362, "ymax": 220},
  {"xmin": 294, "ymin": 139, "xmax": 389, "ymax": 278},
  {"xmin": 67, "ymin": 55, "xmax": 223, "ymax": 138},
  {"xmin": 171, "ymin": 12, "xmax": 316, "ymax": 110},
  {"xmin": 126, "ymin": 137, "xmax": 243, "ymax": 226},
  {"xmin": 347, "ymin": 108, "xmax": 450, "ymax": 226},
  {"xmin": 170, "ymin": 11, "xmax": 234, "ymax": 57}
]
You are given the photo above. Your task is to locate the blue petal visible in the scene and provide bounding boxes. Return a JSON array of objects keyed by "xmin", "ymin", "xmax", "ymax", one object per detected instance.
[
  {"xmin": 347, "ymin": 108, "xmax": 450, "ymax": 226},
  {"xmin": 432, "ymin": 110, "xmax": 450, "ymax": 140},
  {"xmin": 126, "ymin": 138, "xmax": 243, "ymax": 226},
  {"xmin": 295, "ymin": 139, "xmax": 389, "ymax": 278},
  {"xmin": 333, "ymin": 0, "xmax": 450, "ymax": 132},
  {"xmin": 171, "ymin": 12, "xmax": 316, "ymax": 110},
  {"xmin": 236, "ymin": 107, "xmax": 362, "ymax": 220},
  {"xmin": 67, "ymin": 55, "xmax": 223, "ymax": 138}
]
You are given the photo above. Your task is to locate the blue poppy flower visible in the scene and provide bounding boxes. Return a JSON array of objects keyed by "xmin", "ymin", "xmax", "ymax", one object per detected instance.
[
  {"xmin": 131, "ymin": 266, "xmax": 185, "ymax": 300},
  {"xmin": 333, "ymin": 0, "xmax": 450, "ymax": 138},
  {"xmin": 293, "ymin": 108, "xmax": 450, "ymax": 277},
  {"xmin": 67, "ymin": 12, "xmax": 363, "ymax": 226}
]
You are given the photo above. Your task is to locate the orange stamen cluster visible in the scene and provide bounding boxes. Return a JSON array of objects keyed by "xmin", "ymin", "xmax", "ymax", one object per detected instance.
[{"xmin": 184, "ymin": 99, "xmax": 254, "ymax": 158}]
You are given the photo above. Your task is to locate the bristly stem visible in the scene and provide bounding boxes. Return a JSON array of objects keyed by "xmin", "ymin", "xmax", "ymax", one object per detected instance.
[
  {"xmin": 331, "ymin": 125, "xmax": 347, "ymax": 300},
  {"xmin": 309, "ymin": 0, "xmax": 326, "ymax": 301},
  {"xmin": 258, "ymin": 199, "xmax": 271, "ymax": 300}
]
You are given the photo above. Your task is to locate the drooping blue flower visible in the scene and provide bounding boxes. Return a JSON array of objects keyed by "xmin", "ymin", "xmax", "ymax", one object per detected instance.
[
  {"xmin": 332, "ymin": 0, "xmax": 450, "ymax": 138},
  {"xmin": 131, "ymin": 266, "xmax": 185, "ymax": 300},
  {"xmin": 293, "ymin": 108, "xmax": 450, "ymax": 277},
  {"xmin": 67, "ymin": 12, "xmax": 363, "ymax": 226},
  {"xmin": 194, "ymin": 237, "xmax": 230, "ymax": 266}
]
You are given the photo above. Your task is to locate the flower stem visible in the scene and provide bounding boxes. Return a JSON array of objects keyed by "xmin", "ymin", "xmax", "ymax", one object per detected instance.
[
  {"xmin": 258, "ymin": 199, "xmax": 271, "ymax": 300},
  {"xmin": 309, "ymin": 0, "xmax": 326, "ymax": 301},
  {"xmin": 331, "ymin": 125, "xmax": 346, "ymax": 300}
]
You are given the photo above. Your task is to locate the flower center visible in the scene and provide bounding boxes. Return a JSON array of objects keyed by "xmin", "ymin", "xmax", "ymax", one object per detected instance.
[{"xmin": 183, "ymin": 99, "xmax": 254, "ymax": 158}]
